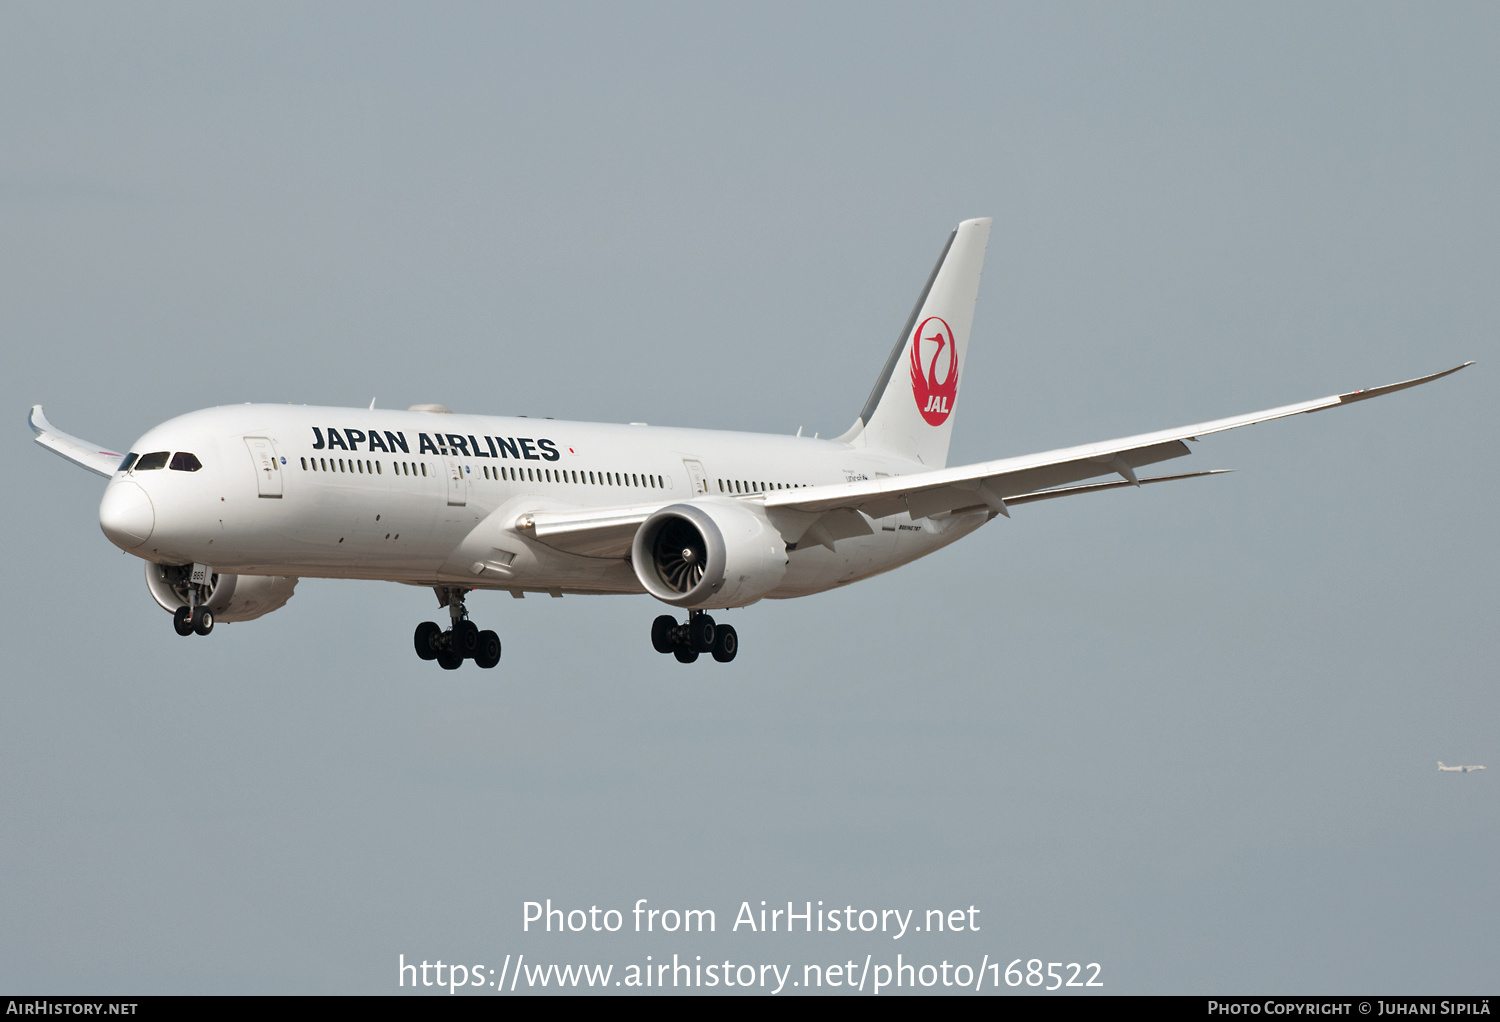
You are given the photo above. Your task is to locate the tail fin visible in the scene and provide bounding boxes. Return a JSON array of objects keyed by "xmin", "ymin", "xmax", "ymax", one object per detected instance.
[{"xmin": 837, "ymin": 217, "xmax": 991, "ymax": 466}]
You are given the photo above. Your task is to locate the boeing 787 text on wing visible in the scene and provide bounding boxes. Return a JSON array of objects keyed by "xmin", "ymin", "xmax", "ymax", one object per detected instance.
[{"xmin": 30, "ymin": 218, "xmax": 1471, "ymax": 668}]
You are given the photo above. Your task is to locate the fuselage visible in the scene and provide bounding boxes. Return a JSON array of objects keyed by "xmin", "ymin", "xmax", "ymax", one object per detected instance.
[{"xmin": 98, "ymin": 404, "xmax": 989, "ymax": 601}]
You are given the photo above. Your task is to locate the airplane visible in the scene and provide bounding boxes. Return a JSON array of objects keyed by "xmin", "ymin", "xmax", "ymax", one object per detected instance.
[
  {"xmin": 29, "ymin": 217, "xmax": 1472, "ymax": 670},
  {"xmin": 1437, "ymin": 762, "xmax": 1485, "ymax": 773}
]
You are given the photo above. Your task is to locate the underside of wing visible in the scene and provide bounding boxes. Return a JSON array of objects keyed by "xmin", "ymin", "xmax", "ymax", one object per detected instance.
[
  {"xmin": 29, "ymin": 405, "xmax": 124, "ymax": 478},
  {"xmin": 763, "ymin": 362, "xmax": 1472, "ymax": 536},
  {"xmin": 515, "ymin": 503, "xmax": 666, "ymax": 558}
]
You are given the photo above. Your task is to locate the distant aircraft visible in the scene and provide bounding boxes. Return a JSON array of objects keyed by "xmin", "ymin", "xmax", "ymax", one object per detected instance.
[
  {"xmin": 28, "ymin": 217, "xmax": 1474, "ymax": 669},
  {"xmin": 1437, "ymin": 762, "xmax": 1486, "ymax": 773}
]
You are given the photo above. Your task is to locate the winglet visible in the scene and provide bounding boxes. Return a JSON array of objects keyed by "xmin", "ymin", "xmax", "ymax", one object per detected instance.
[
  {"xmin": 28, "ymin": 403, "xmax": 53, "ymax": 437},
  {"xmin": 29, "ymin": 404, "xmax": 124, "ymax": 478},
  {"xmin": 1330, "ymin": 361, "xmax": 1474, "ymax": 407}
]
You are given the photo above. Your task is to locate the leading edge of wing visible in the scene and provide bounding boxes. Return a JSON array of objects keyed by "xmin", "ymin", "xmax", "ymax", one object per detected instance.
[
  {"xmin": 516, "ymin": 503, "xmax": 664, "ymax": 558},
  {"xmin": 765, "ymin": 362, "xmax": 1474, "ymax": 517},
  {"xmin": 29, "ymin": 404, "xmax": 124, "ymax": 479}
]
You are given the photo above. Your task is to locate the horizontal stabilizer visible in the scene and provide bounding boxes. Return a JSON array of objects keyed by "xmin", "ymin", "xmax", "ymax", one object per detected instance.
[{"xmin": 996, "ymin": 470, "xmax": 1233, "ymax": 509}]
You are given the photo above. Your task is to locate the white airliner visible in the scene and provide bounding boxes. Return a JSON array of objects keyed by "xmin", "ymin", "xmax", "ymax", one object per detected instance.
[
  {"xmin": 1437, "ymin": 762, "xmax": 1485, "ymax": 773},
  {"xmin": 30, "ymin": 218, "xmax": 1471, "ymax": 669}
]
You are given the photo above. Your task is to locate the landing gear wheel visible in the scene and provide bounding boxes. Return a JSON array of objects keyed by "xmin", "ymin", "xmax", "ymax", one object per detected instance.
[
  {"xmin": 414, "ymin": 621, "xmax": 442, "ymax": 661},
  {"xmin": 688, "ymin": 614, "xmax": 716, "ymax": 653},
  {"xmin": 191, "ymin": 606, "xmax": 214, "ymax": 636},
  {"xmin": 674, "ymin": 648, "xmax": 699, "ymax": 664},
  {"xmin": 474, "ymin": 630, "xmax": 502, "ymax": 669},
  {"xmin": 651, "ymin": 615, "xmax": 677, "ymax": 654},
  {"xmin": 173, "ymin": 606, "xmax": 194, "ymax": 636},
  {"xmin": 711, "ymin": 623, "xmax": 737, "ymax": 663},
  {"xmin": 436, "ymin": 647, "xmax": 464, "ymax": 670},
  {"xmin": 453, "ymin": 619, "xmax": 480, "ymax": 659}
]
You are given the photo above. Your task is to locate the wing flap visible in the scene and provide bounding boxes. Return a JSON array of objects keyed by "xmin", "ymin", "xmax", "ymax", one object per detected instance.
[{"xmin": 29, "ymin": 405, "xmax": 124, "ymax": 479}]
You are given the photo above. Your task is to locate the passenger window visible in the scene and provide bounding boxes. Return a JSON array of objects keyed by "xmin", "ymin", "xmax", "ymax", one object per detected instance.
[
  {"xmin": 119, "ymin": 453, "xmax": 139, "ymax": 472},
  {"xmin": 135, "ymin": 451, "xmax": 169, "ymax": 471}
]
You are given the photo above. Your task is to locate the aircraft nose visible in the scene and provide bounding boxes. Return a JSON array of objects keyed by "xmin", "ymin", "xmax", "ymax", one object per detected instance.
[{"xmin": 99, "ymin": 480, "xmax": 155, "ymax": 549}]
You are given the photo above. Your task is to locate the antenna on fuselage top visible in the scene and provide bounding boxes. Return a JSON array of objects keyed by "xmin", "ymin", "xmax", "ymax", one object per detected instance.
[{"xmin": 369, "ymin": 397, "xmax": 376, "ymax": 409}]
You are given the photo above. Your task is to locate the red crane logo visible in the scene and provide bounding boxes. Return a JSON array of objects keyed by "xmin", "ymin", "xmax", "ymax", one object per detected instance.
[{"xmin": 909, "ymin": 316, "xmax": 958, "ymax": 425}]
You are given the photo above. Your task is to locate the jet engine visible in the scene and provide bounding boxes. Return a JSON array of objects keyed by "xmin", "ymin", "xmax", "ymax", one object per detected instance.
[
  {"xmin": 145, "ymin": 562, "xmax": 298, "ymax": 623},
  {"xmin": 631, "ymin": 501, "xmax": 787, "ymax": 609}
]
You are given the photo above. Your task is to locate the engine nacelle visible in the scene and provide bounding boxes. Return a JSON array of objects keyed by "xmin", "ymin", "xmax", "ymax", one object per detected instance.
[
  {"xmin": 145, "ymin": 562, "xmax": 298, "ymax": 623},
  {"xmin": 631, "ymin": 501, "xmax": 787, "ymax": 609}
]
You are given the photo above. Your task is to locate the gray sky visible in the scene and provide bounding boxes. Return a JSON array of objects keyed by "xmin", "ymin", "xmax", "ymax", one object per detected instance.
[{"xmin": 2, "ymin": 1, "xmax": 1495, "ymax": 994}]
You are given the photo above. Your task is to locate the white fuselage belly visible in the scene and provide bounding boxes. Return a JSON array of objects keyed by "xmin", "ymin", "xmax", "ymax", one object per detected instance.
[{"xmin": 112, "ymin": 405, "xmax": 988, "ymax": 600}]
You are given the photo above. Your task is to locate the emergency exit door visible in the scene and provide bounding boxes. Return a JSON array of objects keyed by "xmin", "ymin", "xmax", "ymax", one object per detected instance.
[
  {"xmin": 244, "ymin": 437, "xmax": 283, "ymax": 498},
  {"xmin": 444, "ymin": 457, "xmax": 467, "ymax": 506}
]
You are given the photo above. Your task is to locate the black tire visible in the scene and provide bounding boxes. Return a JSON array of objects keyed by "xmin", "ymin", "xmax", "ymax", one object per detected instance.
[
  {"xmin": 192, "ymin": 606, "xmax": 215, "ymax": 636},
  {"xmin": 673, "ymin": 648, "xmax": 699, "ymax": 664},
  {"xmin": 413, "ymin": 621, "xmax": 442, "ymax": 661},
  {"xmin": 711, "ymin": 623, "xmax": 737, "ymax": 663},
  {"xmin": 474, "ymin": 630, "xmax": 502, "ymax": 669},
  {"xmin": 651, "ymin": 615, "xmax": 677, "ymax": 654},
  {"xmin": 173, "ymin": 606, "xmax": 194, "ymax": 636},
  {"xmin": 453, "ymin": 619, "xmax": 480, "ymax": 659},
  {"xmin": 436, "ymin": 647, "xmax": 464, "ymax": 670},
  {"xmin": 688, "ymin": 614, "xmax": 716, "ymax": 653}
]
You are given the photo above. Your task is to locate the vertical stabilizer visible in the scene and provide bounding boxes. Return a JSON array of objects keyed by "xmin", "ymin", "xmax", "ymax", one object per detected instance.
[{"xmin": 838, "ymin": 218, "xmax": 991, "ymax": 467}]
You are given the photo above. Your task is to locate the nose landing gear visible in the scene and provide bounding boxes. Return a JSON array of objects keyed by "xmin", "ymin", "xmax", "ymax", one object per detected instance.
[
  {"xmin": 651, "ymin": 611, "xmax": 737, "ymax": 664},
  {"xmin": 415, "ymin": 587, "xmax": 502, "ymax": 670},
  {"xmin": 172, "ymin": 605, "xmax": 214, "ymax": 636},
  {"xmin": 170, "ymin": 566, "xmax": 217, "ymax": 637}
]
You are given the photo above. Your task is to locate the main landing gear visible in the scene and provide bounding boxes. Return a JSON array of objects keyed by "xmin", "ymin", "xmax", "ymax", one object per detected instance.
[
  {"xmin": 651, "ymin": 611, "xmax": 737, "ymax": 664},
  {"xmin": 414, "ymin": 587, "xmax": 501, "ymax": 670}
]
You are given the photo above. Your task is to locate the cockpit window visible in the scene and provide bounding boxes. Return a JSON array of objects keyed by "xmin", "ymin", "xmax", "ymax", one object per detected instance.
[
  {"xmin": 169, "ymin": 452, "xmax": 203, "ymax": 472},
  {"xmin": 118, "ymin": 453, "xmax": 139, "ymax": 472},
  {"xmin": 134, "ymin": 451, "xmax": 169, "ymax": 471}
]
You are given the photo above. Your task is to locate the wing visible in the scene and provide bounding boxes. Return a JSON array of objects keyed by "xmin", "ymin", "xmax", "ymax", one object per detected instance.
[
  {"xmin": 502, "ymin": 363, "xmax": 1470, "ymax": 558},
  {"xmin": 29, "ymin": 405, "xmax": 125, "ymax": 478},
  {"xmin": 515, "ymin": 503, "xmax": 663, "ymax": 557},
  {"xmin": 764, "ymin": 363, "xmax": 1473, "ymax": 533}
]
